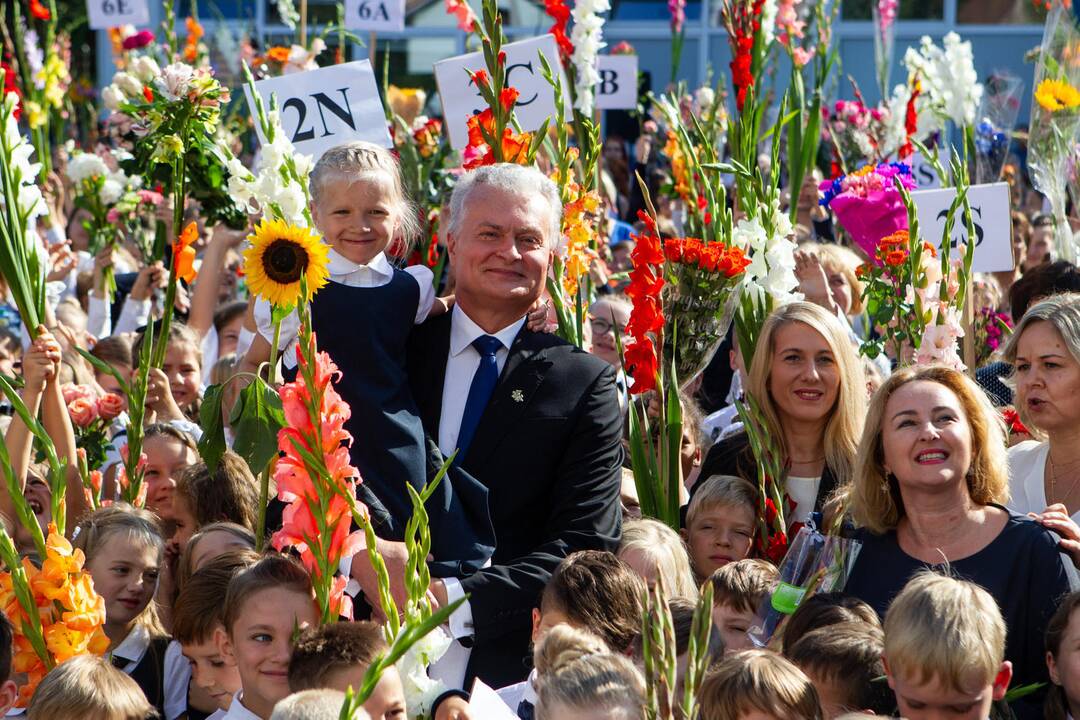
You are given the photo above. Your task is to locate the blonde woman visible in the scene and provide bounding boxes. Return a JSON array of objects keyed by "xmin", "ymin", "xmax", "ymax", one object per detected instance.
[
  {"xmin": 617, "ymin": 518, "xmax": 698, "ymax": 600},
  {"xmin": 843, "ymin": 365, "xmax": 1068, "ymax": 710},
  {"xmin": 696, "ymin": 301, "xmax": 866, "ymax": 525}
]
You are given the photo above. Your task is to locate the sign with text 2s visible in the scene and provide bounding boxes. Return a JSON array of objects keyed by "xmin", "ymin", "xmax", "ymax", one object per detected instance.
[
  {"xmin": 434, "ymin": 34, "xmax": 572, "ymax": 150},
  {"xmin": 344, "ymin": 0, "xmax": 406, "ymax": 32},
  {"xmin": 595, "ymin": 55, "xmax": 638, "ymax": 110},
  {"xmin": 87, "ymin": 0, "xmax": 149, "ymax": 29},
  {"xmin": 910, "ymin": 182, "xmax": 1012, "ymax": 273},
  {"xmin": 243, "ymin": 60, "xmax": 392, "ymax": 161}
]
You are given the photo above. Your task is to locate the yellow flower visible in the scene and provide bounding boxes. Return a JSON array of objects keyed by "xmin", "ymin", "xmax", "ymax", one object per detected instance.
[
  {"xmin": 244, "ymin": 218, "xmax": 330, "ymax": 309},
  {"xmin": 1036, "ymin": 79, "xmax": 1080, "ymax": 113},
  {"xmin": 23, "ymin": 101, "xmax": 45, "ymax": 130},
  {"xmin": 662, "ymin": 132, "xmax": 690, "ymax": 201},
  {"xmin": 387, "ymin": 85, "xmax": 426, "ymax": 126},
  {"xmin": 560, "ymin": 189, "xmax": 601, "ymax": 298}
]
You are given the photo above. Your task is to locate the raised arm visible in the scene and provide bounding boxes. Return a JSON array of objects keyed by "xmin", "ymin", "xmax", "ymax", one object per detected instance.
[
  {"xmin": 188, "ymin": 224, "xmax": 248, "ymax": 340},
  {"xmin": 38, "ymin": 344, "xmax": 89, "ymax": 527}
]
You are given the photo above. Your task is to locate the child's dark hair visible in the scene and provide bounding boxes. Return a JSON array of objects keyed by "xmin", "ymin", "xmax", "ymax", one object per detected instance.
[
  {"xmin": 541, "ymin": 551, "xmax": 645, "ymax": 654},
  {"xmin": 781, "ymin": 592, "xmax": 880, "ymax": 655},
  {"xmin": 90, "ymin": 335, "xmax": 132, "ymax": 369},
  {"xmin": 173, "ymin": 549, "xmax": 260, "ymax": 645},
  {"xmin": 131, "ymin": 321, "xmax": 202, "ymax": 371},
  {"xmin": 175, "ymin": 451, "xmax": 259, "ymax": 531},
  {"xmin": 1045, "ymin": 591, "xmax": 1080, "ymax": 720},
  {"xmin": 222, "ymin": 554, "xmax": 313, "ymax": 634},
  {"xmin": 288, "ymin": 621, "xmax": 387, "ymax": 692},
  {"xmin": 787, "ymin": 623, "xmax": 893, "ymax": 716},
  {"xmin": 213, "ymin": 300, "xmax": 248, "ymax": 334},
  {"xmin": 709, "ymin": 559, "xmax": 779, "ymax": 615},
  {"xmin": 0, "ymin": 613, "xmax": 11, "ymax": 684}
]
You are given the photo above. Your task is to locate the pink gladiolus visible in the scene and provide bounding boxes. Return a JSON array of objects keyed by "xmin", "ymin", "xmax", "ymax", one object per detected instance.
[
  {"xmin": 792, "ymin": 47, "xmax": 815, "ymax": 68},
  {"xmin": 668, "ymin": 0, "xmax": 686, "ymax": 33},
  {"xmin": 445, "ymin": 0, "xmax": 478, "ymax": 32}
]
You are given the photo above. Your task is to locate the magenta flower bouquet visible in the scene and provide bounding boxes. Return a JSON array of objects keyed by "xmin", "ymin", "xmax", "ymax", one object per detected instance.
[{"xmin": 819, "ymin": 162, "xmax": 916, "ymax": 260}]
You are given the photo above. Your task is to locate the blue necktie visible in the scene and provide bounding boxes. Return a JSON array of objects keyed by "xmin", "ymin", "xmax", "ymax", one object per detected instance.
[{"xmin": 455, "ymin": 335, "xmax": 502, "ymax": 463}]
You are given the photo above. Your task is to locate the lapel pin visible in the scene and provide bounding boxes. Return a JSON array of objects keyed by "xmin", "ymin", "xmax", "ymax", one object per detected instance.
[{"xmin": 511, "ymin": 389, "xmax": 525, "ymax": 403}]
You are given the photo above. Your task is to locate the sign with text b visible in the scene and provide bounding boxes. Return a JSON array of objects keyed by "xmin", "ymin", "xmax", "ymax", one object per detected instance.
[
  {"xmin": 243, "ymin": 60, "xmax": 392, "ymax": 161},
  {"xmin": 910, "ymin": 182, "xmax": 1012, "ymax": 273},
  {"xmin": 434, "ymin": 34, "xmax": 572, "ymax": 150},
  {"xmin": 87, "ymin": 0, "xmax": 149, "ymax": 29},
  {"xmin": 596, "ymin": 55, "xmax": 638, "ymax": 110},
  {"xmin": 344, "ymin": 0, "xmax": 405, "ymax": 32},
  {"xmin": 908, "ymin": 151, "xmax": 944, "ymax": 190}
]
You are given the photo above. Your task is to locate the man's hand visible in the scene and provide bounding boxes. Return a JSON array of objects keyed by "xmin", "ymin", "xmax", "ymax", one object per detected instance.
[
  {"xmin": 350, "ymin": 537, "xmax": 410, "ymax": 616},
  {"xmin": 433, "ymin": 696, "xmax": 473, "ymax": 720}
]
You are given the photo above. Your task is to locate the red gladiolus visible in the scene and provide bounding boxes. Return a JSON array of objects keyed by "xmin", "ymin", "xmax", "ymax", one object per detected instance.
[
  {"xmin": 664, "ymin": 239, "xmax": 683, "ymax": 263},
  {"xmin": 624, "ymin": 338, "xmax": 659, "ymax": 394},
  {"xmin": 765, "ymin": 531, "xmax": 788, "ymax": 564},
  {"xmin": 28, "ymin": 0, "xmax": 49, "ymax": 21},
  {"xmin": 499, "ymin": 87, "xmax": 519, "ymax": 112},
  {"xmin": 764, "ymin": 497, "xmax": 778, "ymax": 525},
  {"xmin": 544, "ymin": 0, "xmax": 574, "ymax": 58},
  {"xmin": 470, "ymin": 69, "xmax": 490, "ymax": 89},
  {"xmin": 900, "ymin": 79, "xmax": 921, "ymax": 160},
  {"xmin": 1002, "ymin": 408, "xmax": 1029, "ymax": 435},
  {"xmin": 142, "ymin": 85, "xmax": 154, "ymax": 103},
  {"xmin": 730, "ymin": 36, "xmax": 754, "ymax": 111}
]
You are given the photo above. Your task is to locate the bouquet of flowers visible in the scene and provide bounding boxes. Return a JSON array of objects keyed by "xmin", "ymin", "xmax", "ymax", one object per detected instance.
[
  {"xmin": 109, "ymin": 188, "xmax": 166, "ymax": 265},
  {"xmin": 746, "ymin": 525, "xmax": 862, "ymax": 648},
  {"xmin": 974, "ymin": 305, "xmax": 1012, "ymax": 367},
  {"xmin": 1028, "ymin": 3, "xmax": 1080, "ymax": 262},
  {"xmin": 901, "ymin": 32, "xmax": 983, "ymax": 136},
  {"xmin": 65, "ymin": 150, "xmax": 133, "ymax": 305},
  {"xmin": 973, "ymin": 74, "xmax": 1024, "ymax": 185},
  {"xmin": 60, "ymin": 384, "xmax": 124, "ymax": 477},
  {"xmin": 823, "ymin": 98, "xmax": 895, "ymax": 170},
  {"xmin": 735, "ymin": 394, "xmax": 792, "ymax": 564},
  {"xmin": 818, "ymin": 162, "xmax": 915, "ymax": 260}
]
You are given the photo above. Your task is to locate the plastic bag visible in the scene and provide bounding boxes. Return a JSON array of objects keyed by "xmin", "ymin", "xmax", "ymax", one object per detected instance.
[{"xmin": 974, "ymin": 73, "xmax": 1024, "ymax": 186}]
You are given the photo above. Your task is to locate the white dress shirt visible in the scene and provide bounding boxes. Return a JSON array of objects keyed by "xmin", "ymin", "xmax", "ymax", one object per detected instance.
[
  {"xmin": 221, "ymin": 692, "xmax": 265, "ymax": 720},
  {"xmin": 431, "ymin": 306, "xmax": 526, "ymax": 690},
  {"xmin": 253, "ymin": 249, "xmax": 435, "ymax": 369}
]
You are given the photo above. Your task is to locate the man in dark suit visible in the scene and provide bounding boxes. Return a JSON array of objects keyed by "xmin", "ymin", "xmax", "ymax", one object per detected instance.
[{"xmin": 354, "ymin": 163, "xmax": 623, "ymax": 690}]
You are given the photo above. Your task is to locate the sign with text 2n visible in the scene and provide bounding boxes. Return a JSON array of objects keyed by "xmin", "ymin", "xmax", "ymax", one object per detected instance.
[
  {"xmin": 344, "ymin": 0, "xmax": 406, "ymax": 33},
  {"xmin": 434, "ymin": 34, "xmax": 572, "ymax": 150},
  {"xmin": 910, "ymin": 182, "xmax": 1012, "ymax": 273},
  {"xmin": 243, "ymin": 61, "xmax": 392, "ymax": 161},
  {"xmin": 596, "ymin": 55, "xmax": 638, "ymax": 110},
  {"xmin": 87, "ymin": 0, "xmax": 149, "ymax": 29}
]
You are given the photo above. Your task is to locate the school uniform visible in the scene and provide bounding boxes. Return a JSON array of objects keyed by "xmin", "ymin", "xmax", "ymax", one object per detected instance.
[
  {"xmin": 220, "ymin": 692, "xmax": 263, "ymax": 720},
  {"xmin": 109, "ymin": 624, "xmax": 177, "ymax": 719},
  {"xmin": 496, "ymin": 670, "xmax": 538, "ymax": 719}
]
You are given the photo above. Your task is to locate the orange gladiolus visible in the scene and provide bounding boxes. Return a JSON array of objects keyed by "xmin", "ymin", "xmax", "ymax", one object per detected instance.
[
  {"xmin": 174, "ymin": 222, "xmax": 199, "ymax": 284},
  {"xmin": 267, "ymin": 46, "xmax": 291, "ymax": 64}
]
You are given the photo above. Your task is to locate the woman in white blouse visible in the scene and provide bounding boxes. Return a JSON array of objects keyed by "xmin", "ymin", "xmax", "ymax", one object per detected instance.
[{"xmin": 1003, "ymin": 293, "xmax": 1080, "ymax": 580}]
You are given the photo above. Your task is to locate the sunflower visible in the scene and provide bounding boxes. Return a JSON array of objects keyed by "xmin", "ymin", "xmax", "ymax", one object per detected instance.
[
  {"xmin": 244, "ymin": 219, "xmax": 329, "ymax": 308},
  {"xmin": 1035, "ymin": 78, "xmax": 1080, "ymax": 113}
]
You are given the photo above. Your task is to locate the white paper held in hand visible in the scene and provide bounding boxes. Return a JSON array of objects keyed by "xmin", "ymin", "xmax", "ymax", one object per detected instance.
[
  {"xmin": 87, "ymin": 0, "xmax": 149, "ymax": 29},
  {"xmin": 344, "ymin": 0, "xmax": 406, "ymax": 32},
  {"xmin": 469, "ymin": 679, "xmax": 520, "ymax": 719},
  {"xmin": 434, "ymin": 34, "xmax": 572, "ymax": 150},
  {"xmin": 242, "ymin": 60, "xmax": 392, "ymax": 162},
  {"xmin": 596, "ymin": 55, "xmax": 638, "ymax": 110},
  {"xmin": 909, "ymin": 182, "xmax": 1013, "ymax": 273}
]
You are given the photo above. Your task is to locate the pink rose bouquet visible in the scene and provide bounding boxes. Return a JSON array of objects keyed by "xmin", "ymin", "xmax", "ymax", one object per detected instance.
[{"xmin": 61, "ymin": 384, "xmax": 122, "ymax": 472}]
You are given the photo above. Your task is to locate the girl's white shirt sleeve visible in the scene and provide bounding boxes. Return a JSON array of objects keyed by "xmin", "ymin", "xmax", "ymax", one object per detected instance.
[{"xmin": 403, "ymin": 264, "xmax": 436, "ymax": 324}]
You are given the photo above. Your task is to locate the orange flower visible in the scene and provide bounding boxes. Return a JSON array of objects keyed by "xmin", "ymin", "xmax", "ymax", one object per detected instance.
[
  {"xmin": 183, "ymin": 16, "xmax": 204, "ymax": 62},
  {"xmin": 885, "ymin": 249, "xmax": 908, "ymax": 267},
  {"xmin": 267, "ymin": 46, "xmax": 291, "ymax": 64},
  {"xmin": 29, "ymin": 0, "xmax": 49, "ymax": 20},
  {"xmin": 922, "ymin": 241, "xmax": 937, "ymax": 258},
  {"xmin": 174, "ymin": 222, "xmax": 198, "ymax": 284},
  {"xmin": 499, "ymin": 87, "xmax": 519, "ymax": 112}
]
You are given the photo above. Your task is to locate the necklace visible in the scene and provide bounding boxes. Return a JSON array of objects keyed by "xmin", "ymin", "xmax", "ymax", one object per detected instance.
[{"xmin": 1049, "ymin": 451, "xmax": 1080, "ymax": 509}]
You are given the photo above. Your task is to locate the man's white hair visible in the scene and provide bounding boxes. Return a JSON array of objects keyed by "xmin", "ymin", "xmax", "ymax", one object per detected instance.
[
  {"xmin": 269, "ymin": 689, "xmax": 367, "ymax": 720},
  {"xmin": 447, "ymin": 163, "xmax": 563, "ymax": 246}
]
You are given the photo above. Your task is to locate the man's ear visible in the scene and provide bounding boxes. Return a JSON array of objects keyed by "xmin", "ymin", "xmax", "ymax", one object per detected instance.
[
  {"xmin": 215, "ymin": 626, "xmax": 237, "ymax": 668},
  {"xmin": 0, "ymin": 679, "xmax": 17, "ymax": 715},
  {"xmin": 991, "ymin": 661, "xmax": 1013, "ymax": 702},
  {"xmin": 446, "ymin": 229, "xmax": 458, "ymax": 260}
]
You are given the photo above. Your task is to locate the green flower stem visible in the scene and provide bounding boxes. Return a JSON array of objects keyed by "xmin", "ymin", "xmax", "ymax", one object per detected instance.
[{"xmin": 151, "ymin": 156, "xmax": 186, "ymax": 370}]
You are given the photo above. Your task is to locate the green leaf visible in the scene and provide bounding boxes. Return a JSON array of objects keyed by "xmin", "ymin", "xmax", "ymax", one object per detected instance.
[
  {"xmin": 229, "ymin": 377, "xmax": 285, "ymax": 472},
  {"xmin": 75, "ymin": 346, "xmax": 130, "ymax": 397},
  {"xmin": 198, "ymin": 383, "xmax": 227, "ymax": 473}
]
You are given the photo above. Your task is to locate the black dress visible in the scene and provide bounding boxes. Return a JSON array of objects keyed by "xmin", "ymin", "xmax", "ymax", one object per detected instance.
[{"xmin": 844, "ymin": 507, "xmax": 1069, "ymax": 720}]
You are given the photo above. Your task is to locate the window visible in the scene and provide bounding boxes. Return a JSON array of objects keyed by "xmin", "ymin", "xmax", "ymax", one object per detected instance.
[
  {"xmin": 957, "ymin": 0, "xmax": 1045, "ymax": 24},
  {"xmin": 610, "ymin": 0, "xmax": 701, "ymax": 23},
  {"xmin": 841, "ymin": 0, "xmax": 944, "ymax": 21}
]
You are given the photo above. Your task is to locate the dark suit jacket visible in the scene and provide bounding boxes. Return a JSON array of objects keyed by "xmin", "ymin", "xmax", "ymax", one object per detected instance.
[{"xmin": 408, "ymin": 312, "xmax": 624, "ymax": 688}]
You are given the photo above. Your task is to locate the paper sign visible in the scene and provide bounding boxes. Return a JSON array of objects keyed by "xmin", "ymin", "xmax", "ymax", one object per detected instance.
[
  {"xmin": 87, "ymin": 0, "xmax": 149, "ymax": 29},
  {"xmin": 908, "ymin": 151, "xmax": 943, "ymax": 190},
  {"xmin": 243, "ymin": 60, "xmax": 392, "ymax": 161},
  {"xmin": 434, "ymin": 34, "xmax": 572, "ymax": 150},
  {"xmin": 910, "ymin": 182, "xmax": 1013, "ymax": 273},
  {"xmin": 596, "ymin": 55, "xmax": 638, "ymax": 110},
  {"xmin": 344, "ymin": 0, "xmax": 405, "ymax": 32},
  {"xmin": 469, "ymin": 679, "xmax": 519, "ymax": 720}
]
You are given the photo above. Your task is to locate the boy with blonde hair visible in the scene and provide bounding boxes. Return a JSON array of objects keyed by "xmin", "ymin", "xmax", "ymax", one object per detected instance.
[
  {"xmin": 883, "ymin": 572, "xmax": 1012, "ymax": 720},
  {"xmin": 709, "ymin": 558, "xmax": 778, "ymax": 652},
  {"xmin": 683, "ymin": 474, "xmax": 758, "ymax": 580}
]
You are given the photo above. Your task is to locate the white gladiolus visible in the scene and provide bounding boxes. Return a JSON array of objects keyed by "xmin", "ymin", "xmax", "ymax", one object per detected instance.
[
  {"xmin": 395, "ymin": 626, "xmax": 451, "ymax": 719},
  {"xmin": 903, "ymin": 32, "xmax": 983, "ymax": 130},
  {"xmin": 1, "ymin": 92, "xmax": 44, "ymax": 234},
  {"xmin": 761, "ymin": 0, "xmax": 778, "ymax": 47},
  {"xmin": 113, "ymin": 72, "xmax": 143, "ymax": 99},
  {"xmin": 66, "ymin": 153, "xmax": 110, "ymax": 184},
  {"xmin": 130, "ymin": 56, "xmax": 161, "ymax": 85},
  {"xmin": 733, "ymin": 199, "xmax": 801, "ymax": 307},
  {"xmin": 102, "ymin": 85, "xmax": 124, "ymax": 111},
  {"xmin": 571, "ymin": 0, "xmax": 610, "ymax": 115}
]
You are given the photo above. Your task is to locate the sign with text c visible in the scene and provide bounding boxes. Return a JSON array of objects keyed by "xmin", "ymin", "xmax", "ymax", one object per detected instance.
[
  {"xmin": 243, "ymin": 60, "xmax": 392, "ymax": 161},
  {"xmin": 344, "ymin": 0, "xmax": 406, "ymax": 33},
  {"xmin": 434, "ymin": 34, "xmax": 572, "ymax": 150},
  {"xmin": 87, "ymin": 0, "xmax": 149, "ymax": 29},
  {"xmin": 595, "ymin": 55, "xmax": 638, "ymax": 110},
  {"xmin": 910, "ymin": 182, "xmax": 1013, "ymax": 273}
]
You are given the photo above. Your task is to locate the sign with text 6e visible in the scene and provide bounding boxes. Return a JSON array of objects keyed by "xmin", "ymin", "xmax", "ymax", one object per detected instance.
[
  {"xmin": 243, "ymin": 60, "xmax": 392, "ymax": 161},
  {"xmin": 87, "ymin": 0, "xmax": 149, "ymax": 29},
  {"xmin": 910, "ymin": 182, "xmax": 1012, "ymax": 273},
  {"xmin": 434, "ymin": 34, "xmax": 572, "ymax": 150},
  {"xmin": 596, "ymin": 55, "xmax": 638, "ymax": 110},
  {"xmin": 344, "ymin": 0, "xmax": 406, "ymax": 32}
]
